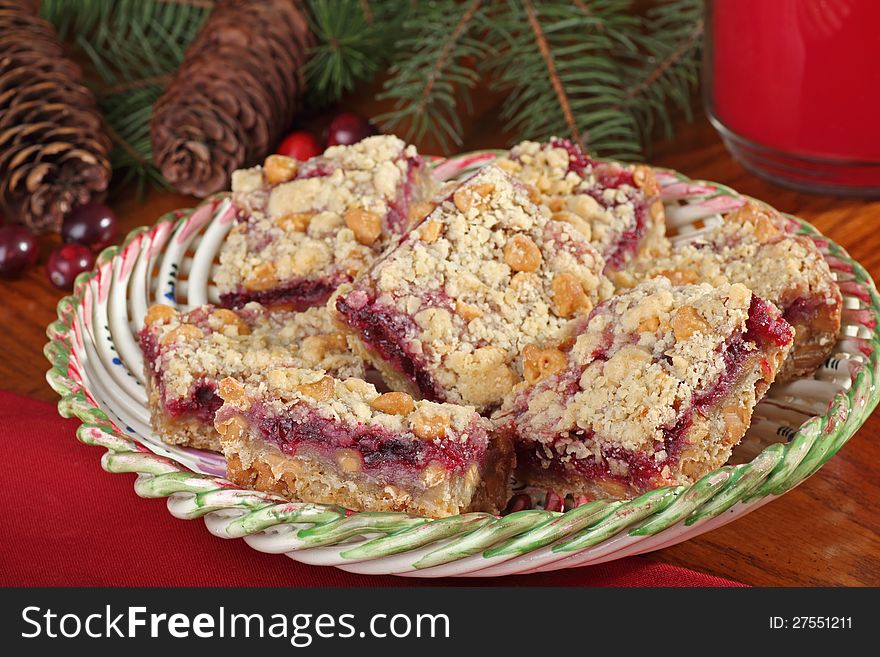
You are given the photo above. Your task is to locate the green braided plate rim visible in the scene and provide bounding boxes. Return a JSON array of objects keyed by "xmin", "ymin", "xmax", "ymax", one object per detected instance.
[{"xmin": 43, "ymin": 155, "xmax": 880, "ymax": 577}]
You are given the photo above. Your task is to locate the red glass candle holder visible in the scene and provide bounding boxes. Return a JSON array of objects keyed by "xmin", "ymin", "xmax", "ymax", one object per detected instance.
[{"xmin": 705, "ymin": 0, "xmax": 880, "ymax": 197}]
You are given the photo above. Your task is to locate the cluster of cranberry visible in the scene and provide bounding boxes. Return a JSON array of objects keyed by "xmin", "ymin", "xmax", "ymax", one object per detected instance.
[
  {"xmin": 0, "ymin": 112, "xmax": 376, "ymax": 290},
  {"xmin": 275, "ymin": 112, "xmax": 375, "ymax": 161},
  {"xmin": 0, "ymin": 203, "xmax": 117, "ymax": 289}
]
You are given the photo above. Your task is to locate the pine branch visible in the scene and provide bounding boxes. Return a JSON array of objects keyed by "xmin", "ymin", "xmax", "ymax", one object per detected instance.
[
  {"xmin": 616, "ymin": 0, "xmax": 704, "ymax": 151},
  {"xmin": 377, "ymin": 0, "xmax": 493, "ymax": 152},
  {"xmin": 305, "ymin": 0, "xmax": 399, "ymax": 106},
  {"xmin": 488, "ymin": 0, "xmax": 644, "ymax": 159},
  {"xmin": 522, "ymin": 0, "xmax": 583, "ymax": 148},
  {"xmin": 40, "ymin": 0, "xmax": 210, "ymax": 191}
]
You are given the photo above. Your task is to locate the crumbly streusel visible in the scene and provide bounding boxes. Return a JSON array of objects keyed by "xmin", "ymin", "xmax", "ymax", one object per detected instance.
[
  {"xmin": 334, "ymin": 164, "xmax": 614, "ymax": 412},
  {"xmin": 495, "ymin": 139, "xmax": 669, "ymax": 272},
  {"xmin": 218, "ymin": 367, "xmax": 485, "ymax": 439},
  {"xmin": 142, "ymin": 303, "xmax": 364, "ymax": 403},
  {"xmin": 616, "ymin": 202, "xmax": 842, "ymax": 380},
  {"xmin": 508, "ymin": 279, "xmax": 755, "ymax": 454},
  {"xmin": 215, "ymin": 135, "xmax": 434, "ymax": 308},
  {"xmin": 499, "ymin": 277, "xmax": 794, "ymax": 498}
]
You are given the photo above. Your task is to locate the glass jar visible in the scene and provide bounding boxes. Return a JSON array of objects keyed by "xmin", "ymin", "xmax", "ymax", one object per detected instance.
[{"xmin": 704, "ymin": 0, "xmax": 880, "ymax": 197}]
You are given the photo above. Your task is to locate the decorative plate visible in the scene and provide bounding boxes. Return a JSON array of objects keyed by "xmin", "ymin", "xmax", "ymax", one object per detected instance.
[{"xmin": 45, "ymin": 152, "xmax": 880, "ymax": 577}]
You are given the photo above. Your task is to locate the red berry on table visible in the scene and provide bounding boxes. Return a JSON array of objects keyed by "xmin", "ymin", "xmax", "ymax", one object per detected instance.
[
  {"xmin": 0, "ymin": 224, "xmax": 39, "ymax": 278},
  {"xmin": 62, "ymin": 202, "xmax": 117, "ymax": 251},
  {"xmin": 46, "ymin": 244, "xmax": 95, "ymax": 290},
  {"xmin": 276, "ymin": 130, "xmax": 322, "ymax": 161},
  {"xmin": 326, "ymin": 112, "xmax": 376, "ymax": 147}
]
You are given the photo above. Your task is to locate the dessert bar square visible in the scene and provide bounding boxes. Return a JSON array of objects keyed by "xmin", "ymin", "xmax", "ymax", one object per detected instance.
[
  {"xmin": 496, "ymin": 278, "xmax": 793, "ymax": 500},
  {"xmin": 618, "ymin": 202, "xmax": 842, "ymax": 380},
  {"xmin": 333, "ymin": 164, "xmax": 613, "ymax": 413},
  {"xmin": 139, "ymin": 302, "xmax": 364, "ymax": 451},
  {"xmin": 215, "ymin": 135, "xmax": 435, "ymax": 310},
  {"xmin": 495, "ymin": 139, "xmax": 669, "ymax": 273},
  {"xmin": 214, "ymin": 371, "xmax": 514, "ymax": 518}
]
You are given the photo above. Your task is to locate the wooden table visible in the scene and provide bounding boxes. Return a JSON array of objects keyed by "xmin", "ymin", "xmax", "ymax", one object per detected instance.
[{"xmin": 3, "ymin": 110, "xmax": 878, "ymax": 586}]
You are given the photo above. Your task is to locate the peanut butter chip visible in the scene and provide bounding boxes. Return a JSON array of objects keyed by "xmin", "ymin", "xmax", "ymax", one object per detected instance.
[
  {"xmin": 455, "ymin": 300, "xmax": 483, "ymax": 321},
  {"xmin": 296, "ymin": 376, "xmax": 335, "ymax": 402},
  {"xmin": 551, "ymin": 272, "xmax": 590, "ymax": 318},
  {"xmin": 245, "ymin": 262, "xmax": 277, "ymax": 291},
  {"xmin": 218, "ymin": 377, "xmax": 250, "ymax": 409},
  {"xmin": 215, "ymin": 415, "xmax": 247, "ymax": 441},
  {"xmin": 650, "ymin": 200, "xmax": 664, "ymax": 222},
  {"xmin": 276, "ymin": 212, "xmax": 313, "ymax": 233},
  {"xmin": 336, "ymin": 448, "xmax": 362, "ymax": 473},
  {"xmin": 548, "ymin": 197, "xmax": 566, "ymax": 212},
  {"xmin": 419, "ymin": 219, "xmax": 442, "ymax": 243},
  {"xmin": 671, "ymin": 306, "xmax": 710, "ymax": 341},
  {"xmin": 344, "ymin": 208, "xmax": 382, "ymax": 246},
  {"xmin": 263, "ymin": 154, "xmax": 299, "ymax": 185},
  {"xmin": 453, "ymin": 182, "xmax": 495, "ymax": 213},
  {"xmin": 524, "ymin": 183, "xmax": 541, "ymax": 204},
  {"xmin": 160, "ymin": 323, "xmax": 202, "ymax": 345},
  {"xmin": 754, "ymin": 214, "xmax": 781, "ymax": 244},
  {"xmin": 211, "ymin": 308, "xmax": 251, "ymax": 335},
  {"xmin": 721, "ymin": 405, "xmax": 750, "ymax": 446},
  {"xmin": 657, "ymin": 268, "xmax": 698, "ymax": 285},
  {"xmin": 411, "ymin": 412, "xmax": 450, "ymax": 440},
  {"xmin": 145, "ymin": 304, "xmax": 177, "ymax": 325},
  {"xmin": 522, "ymin": 344, "xmax": 568, "ymax": 384},
  {"xmin": 408, "ymin": 202, "xmax": 436, "ymax": 222},
  {"xmin": 632, "ymin": 165, "xmax": 660, "ymax": 196},
  {"xmin": 503, "ymin": 234, "xmax": 542, "ymax": 273},
  {"xmin": 371, "ymin": 391, "xmax": 415, "ymax": 416}
]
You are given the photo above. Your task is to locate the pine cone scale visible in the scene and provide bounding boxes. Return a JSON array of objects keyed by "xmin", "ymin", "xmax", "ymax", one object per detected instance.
[
  {"xmin": 151, "ymin": 0, "xmax": 315, "ymax": 197},
  {"xmin": 0, "ymin": 3, "xmax": 111, "ymax": 233}
]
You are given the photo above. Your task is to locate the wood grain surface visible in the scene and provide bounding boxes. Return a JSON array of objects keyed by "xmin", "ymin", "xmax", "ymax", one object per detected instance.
[{"xmin": 2, "ymin": 101, "xmax": 877, "ymax": 586}]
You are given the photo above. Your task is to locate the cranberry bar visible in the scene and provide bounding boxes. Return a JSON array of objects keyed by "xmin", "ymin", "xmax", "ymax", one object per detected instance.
[
  {"xmin": 497, "ymin": 278, "xmax": 794, "ymax": 500},
  {"xmin": 495, "ymin": 139, "xmax": 668, "ymax": 273},
  {"xmin": 333, "ymin": 164, "xmax": 613, "ymax": 413},
  {"xmin": 215, "ymin": 135, "xmax": 435, "ymax": 310},
  {"xmin": 139, "ymin": 303, "xmax": 364, "ymax": 451},
  {"xmin": 214, "ymin": 371, "xmax": 514, "ymax": 518},
  {"xmin": 618, "ymin": 202, "xmax": 842, "ymax": 380}
]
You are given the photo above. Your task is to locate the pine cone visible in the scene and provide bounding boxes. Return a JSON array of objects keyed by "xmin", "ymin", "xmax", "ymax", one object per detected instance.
[
  {"xmin": 151, "ymin": 0, "xmax": 314, "ymax": 197},
  {"xmin": 0, "ymin": 4, "xmax": 111, "ymax": 234}
]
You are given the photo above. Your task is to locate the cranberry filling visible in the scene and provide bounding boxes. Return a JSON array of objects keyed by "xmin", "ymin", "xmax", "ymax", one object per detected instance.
[
  {"xmin": 220, "ymin": 276, "xmax": 345, "ymax": 311},
  {"xmin": 519, "ymin": 295, "xmax": 793, "ymax": 491},
  {"xmin": 745, "ymin": 295, "xmax": 795, "ymax": 347},
  {"xmin": 603, "ymin": 199, "xmax": 648, "ymax": 271},
  {"xmin": 335, "ymin": 294, "xmax": 446, "ymax": 401},
  {"xmin": 781, "ymin": 296, "xmax": 822, "ymax": 329},
  {"xmin": 255, "ymin": 407, "xmax": 483, "ymax": 474},
  {"xmin": 164, "ymin": 380, "xmax": 223, "ymax": 422},
  {"xmin": 385, "ymin": 155, "xmax": 426, "ymax": 234},
  {"xmin": 548, "ymin": 138, "xmax": 593, "ymax": 176}
]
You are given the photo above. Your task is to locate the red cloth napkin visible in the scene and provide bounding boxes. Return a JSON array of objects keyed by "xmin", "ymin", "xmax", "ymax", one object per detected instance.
[{"xmin": 1, "ymin": 391, "xmax": 744, "ymax": 587}]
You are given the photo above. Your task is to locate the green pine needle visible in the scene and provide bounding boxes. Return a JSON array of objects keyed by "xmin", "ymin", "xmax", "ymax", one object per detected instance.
[{"xmin": 39, "ymin": 0, "xmax": 704, "ymax": 190}]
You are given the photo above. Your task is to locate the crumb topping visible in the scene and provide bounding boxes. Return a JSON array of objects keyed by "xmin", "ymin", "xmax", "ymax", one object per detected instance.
[
  {"xmin": 504, "ymin": 278, "xmax": 760, "ymax": 457},
  {"xmin": 496, "ymin": 140, "xmax": 668, "ymax": 267},
  {"xmin": 336, "ymin": 164, "xmax": 614, "ymax": 410},
  {"xmin": 219, "ymin": 368, "xmax": 486, "ymax": 439},
  {"xmin": 216, "ymin": 135, "xmax": 432, "ymax": 299},
  {"xmin": 620, "ymin": 202, "xmax": 840, "ymax": 310},
  {"xmin": 142, "ymin": 303, "xmax": 364, "ymax": 401}
]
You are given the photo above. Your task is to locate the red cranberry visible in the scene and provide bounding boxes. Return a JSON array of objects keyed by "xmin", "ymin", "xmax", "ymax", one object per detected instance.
[
  {"xmin": 46, "ymin": 244, "xmax": 95, "ymax": 290},
  {"xmin": 503, "ymin": 493, "xmax": 533, "ymax": 515},
  {"xmin": 0, "ymin": 224, "xmax": 39, "ymax": 278},
  {"xmin": 544, "ymin": 490, "xmax": 565, "ymax": 512},
  {"xmin": 276, "ymin": 130, "xmax": 322, "ymax": 161},
  {"xmin": 326, "ymin": 112, "xmax": 376, "ymax": 147},
  {"xmin": 62, "ymin": 202, "xmax": 117, "ymax": 251}
]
